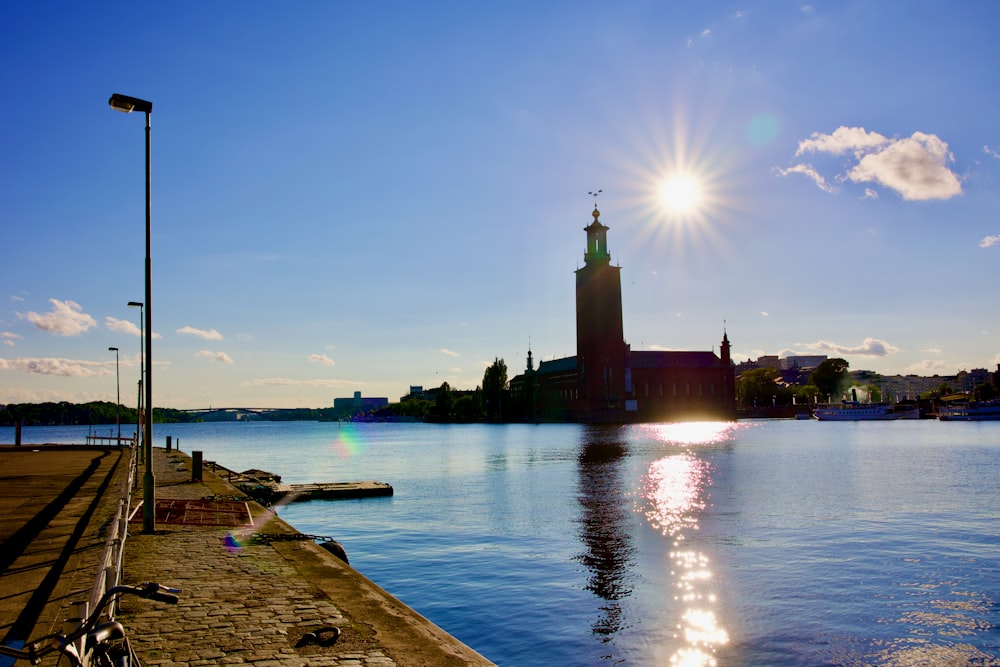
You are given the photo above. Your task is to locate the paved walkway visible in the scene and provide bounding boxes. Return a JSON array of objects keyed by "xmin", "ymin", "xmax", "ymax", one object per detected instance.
[{"xmin": 118, "ymin": 447, "xmax": 494, "ymax": 667}]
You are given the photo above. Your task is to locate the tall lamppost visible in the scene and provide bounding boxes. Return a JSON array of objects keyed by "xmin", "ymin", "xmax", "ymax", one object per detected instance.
[
  {"xmin": 128, "ymin": 300, "xmax": 144, "ymax": 456},
  {"xmin": 108, "ymin": 347, "xmax": 120, "ymax": 442},
  {"xmin": 110, "ymin": 93, "xmax": 155, "ymax": 533}
]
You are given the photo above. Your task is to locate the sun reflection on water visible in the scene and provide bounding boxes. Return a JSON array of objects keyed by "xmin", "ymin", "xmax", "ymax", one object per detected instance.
[{"xmin": 638, "ymin": 422, "xmax": 744, "ymax": 666}]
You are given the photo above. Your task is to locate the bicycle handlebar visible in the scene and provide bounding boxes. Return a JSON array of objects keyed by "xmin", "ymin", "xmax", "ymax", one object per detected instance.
[{"xmin": 0, "ymin": 582, "xmax": 180, "ymax": 664}]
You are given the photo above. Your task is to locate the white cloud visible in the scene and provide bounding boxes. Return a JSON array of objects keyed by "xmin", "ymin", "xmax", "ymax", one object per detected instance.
[
  {"xmin": 196, "ymin": 350, "xmax": 234, "ymax": 364},
  {"xmin": 106, "ymin": 316, "xmax": 140, "ymax": 336},
  {"xmin": 760, "ymin": 311, "xmax": 770, "ymax": 317},
  {"xmin": 979, "ymin": 234, "xmax": 1000, "ymax": 248},
  {"xmin": 984, "ymin": 145, "xmax": 1000, "ymax": 159},
  {"xmin": 440, "ymin": 348, "xmax": 460, "ymax": 357},
  {"xmin": 2, "ymin": 332, "xmax": 22, "ymax": 346},
  {"xmin": 846, "ymin": 132, "xmax": 961, "ymax": 201},
  {"xmin": 178, "ymin": 326, "xmax": 223, "ymax": 340},
  {"xmin": 783, "ymin": 126, "xmax": 962, "ymax": 201},
  {"xmin": 796, "ymin": 126, "xmax": 889, "ymax": 157},
  {"xmin": 805, "ymin": 337, "xmax": 899, "ymax": 357},
  {"xmin": 23, "ymin": 299, "xmax": 96, "ymax": 336},
  {"xmin": 921, "ymin": 347, "xmax": 943, "ymax": 354},
  {"xmin": 309, "ymin": 354, "xmax": 335, "ymax": 366},
  {"xmin": 0, "ymin": 355, "xmax": 109, "ymax": 377}
]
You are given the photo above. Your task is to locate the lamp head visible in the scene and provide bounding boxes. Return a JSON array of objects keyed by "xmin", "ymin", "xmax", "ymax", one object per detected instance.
[
  {"xmin": 109, "ymin": 347, "xmax": 119, "ymax": 352},
  {"xmin": 127, "ymin": 301, "xmax": 143, "ymax": 308},
  {"xmin": 109, "ymin": 94, "xmax": 153, "ymax": 114}
]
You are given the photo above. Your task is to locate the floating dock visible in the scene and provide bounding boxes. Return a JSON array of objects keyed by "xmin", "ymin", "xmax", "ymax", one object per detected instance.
[{"xmin": 204, "ymin": 462, "xmax": 393, "ymax": 504}]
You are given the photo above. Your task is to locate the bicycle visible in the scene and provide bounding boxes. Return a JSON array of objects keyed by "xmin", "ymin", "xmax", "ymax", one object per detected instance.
[{"xmin": 0, "ymin": 582, "xmax": 179, "ymax": 667}]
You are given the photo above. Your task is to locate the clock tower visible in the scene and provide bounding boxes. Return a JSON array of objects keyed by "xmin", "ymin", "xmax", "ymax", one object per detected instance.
[{"xmin": 575, "ymin": 207, "xmax": 627, "ymax": 420}]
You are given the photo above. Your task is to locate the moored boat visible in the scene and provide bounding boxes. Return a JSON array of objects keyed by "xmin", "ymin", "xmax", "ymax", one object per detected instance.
[
  {"xmin": 936, "ymin": 399, "xmax": 1000, "ymax": 421},
  {"xmin": 812, "ymin": 401, "xmax": 920, "ymax": 421}
]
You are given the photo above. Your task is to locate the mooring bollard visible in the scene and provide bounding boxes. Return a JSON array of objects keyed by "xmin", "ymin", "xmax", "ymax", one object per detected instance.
[
  {"xmin": 166, "ymin": 435, "xmax": 172, "ymax": 452},
  {"xmin": 192, "ymin": 450, "xmax": 203, "ymax": 482},
  {"xmin": 15, "ymin": 421, "xmax": 21, "ymax": 446}
]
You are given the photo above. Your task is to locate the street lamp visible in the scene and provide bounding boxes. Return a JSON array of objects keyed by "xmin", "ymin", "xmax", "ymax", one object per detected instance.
[
  {"xmin": 108, "ymin": 347, "xmax": 120, "ymax": 442},
  {"xmin": 110, "ymin": 93, "xmax": 155, "ymax": 533}
]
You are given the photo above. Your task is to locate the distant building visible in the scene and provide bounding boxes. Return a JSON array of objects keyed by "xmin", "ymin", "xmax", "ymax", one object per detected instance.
[
  {"xmin": 509, "ymin": 206, "xmax": 736, "ymax": 423},
  {"xmin": 334, "ymin": 391, "xmax": 388, "ymax": 414},
  {"xmin": 781, "ymin": 355, "xmax": 826, "ymax": 370}
]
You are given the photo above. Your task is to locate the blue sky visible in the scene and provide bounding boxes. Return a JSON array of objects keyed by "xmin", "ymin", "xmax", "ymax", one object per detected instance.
[{"xmin": 2, "ymin": 2, "xmax": 999, "ymax": 409}]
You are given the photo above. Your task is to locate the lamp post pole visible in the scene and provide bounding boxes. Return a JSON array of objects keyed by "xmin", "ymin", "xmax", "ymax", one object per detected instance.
[
  {"xmin": 110, "ymin": 93, "xmax": 155, "ymax": 533},
  {"xmin": 128, "ymin": 301, "xmax": 144, "ymax": 460},
  {"xmin": 109, "ymin": 347, "xmax": 120, "ymax": 442}
]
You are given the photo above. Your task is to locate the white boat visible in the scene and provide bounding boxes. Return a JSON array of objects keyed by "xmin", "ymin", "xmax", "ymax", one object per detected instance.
[
  {"xmin": 812, "ymin": 401, "xmax": 920, "ymax": 421},
  {"xmin": 937, "ymin": 399, "xmax": 1000, "ymax": 421}
]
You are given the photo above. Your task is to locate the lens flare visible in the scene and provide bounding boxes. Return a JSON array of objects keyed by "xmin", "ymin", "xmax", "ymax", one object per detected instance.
[{"xmin": 331, "ymin": 427, "xmax": 364, "ymax": 459}]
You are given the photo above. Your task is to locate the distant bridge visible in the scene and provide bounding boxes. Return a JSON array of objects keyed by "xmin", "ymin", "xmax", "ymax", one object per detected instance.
[{"xmin": 180, "ymin": 407, "xmax": 318, "ymax": 416}]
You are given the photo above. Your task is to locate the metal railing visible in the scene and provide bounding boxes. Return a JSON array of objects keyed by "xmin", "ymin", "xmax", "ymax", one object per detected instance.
[{"xmin": 86, "ymin": 437, "xmax": 139, "ymax": 622}]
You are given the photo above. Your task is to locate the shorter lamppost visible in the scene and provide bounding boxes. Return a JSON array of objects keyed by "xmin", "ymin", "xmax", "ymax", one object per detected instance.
[
  {"xmin": 128, "ymin": 301, "xmax": 144, "ymax": 455},
  {"xmin": 109, "ymin": 347, "xmax": 120, "ymax": 442}
]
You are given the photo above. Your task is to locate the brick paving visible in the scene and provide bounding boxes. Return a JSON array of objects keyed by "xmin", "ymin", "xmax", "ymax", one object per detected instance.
[{"xmin": 117, "ymin": 447, "xmax": 493, "ymax": 667}]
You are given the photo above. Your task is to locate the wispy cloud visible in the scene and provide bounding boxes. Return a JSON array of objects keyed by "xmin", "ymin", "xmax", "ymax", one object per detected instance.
[
  {"xmin": 2, "ymin": 332, "xmax": 22, "ymax": 347},
  {"xmin": 984, "ymin": 145, "xmax": 1000, "ymax": 159},
  {"xmin": 22, "ymin": 299, "xmax": 96, "ymax": 336},
  {"xmin": 178, "ymin": 326, "xmax": 223, "ymax": 340},
  {"xmin": 440, "ymin": 348, "xmax": 460, "ymax": 357},
  {"xmin": 196, "ymin": 350, "xmax": 234, "ymax": 364},
  {"xmin": 106, "ymin": 316, "xmax": 162, "ymax": 339},
  {"xmin": 242, "ymin": 377, "xmax": 355, "ymax": 388},
  {"xmin": 781, "ymin": 126, "xmax": 962, "ymax": 201},
  {"xmin": 106, "ymin": 316, "xmax": 140, "ymax": 336},
  {"xmin": 309, "ymin": 353, "xmax": 335, "ymax": 366},
  {"xmin": 774, "ymin": 164, "xmax": 835, "ymax": 193},
  {"xmin": 905, "ymin": 359, "xmax": 951, "ymax": 373},
  {"xmin": 978, "ymin": 234, "xmax": 1000, "ymax": 248},
  {"xmin": 804, "ymin": 337, "xmax": 899, "ymax": 357},
  {"xmin": 0, "ymin": 356, "xmax": 110, "ymax": 377}
]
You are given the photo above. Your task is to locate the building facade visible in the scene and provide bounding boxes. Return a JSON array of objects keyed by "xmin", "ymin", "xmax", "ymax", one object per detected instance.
[{"xmin": 509, "ymin": 207, "xmax": 736, "ymax": 423}]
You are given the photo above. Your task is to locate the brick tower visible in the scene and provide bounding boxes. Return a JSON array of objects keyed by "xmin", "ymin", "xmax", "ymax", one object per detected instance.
[{"xmin": 575, "ymin": 206, "xmax": 627, "ymax": 421}]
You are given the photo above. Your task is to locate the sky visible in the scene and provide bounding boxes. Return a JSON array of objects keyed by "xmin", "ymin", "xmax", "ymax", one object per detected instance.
[{"xmin": 2, "ymin": 1, "xmax": 999, "ymax": 409}]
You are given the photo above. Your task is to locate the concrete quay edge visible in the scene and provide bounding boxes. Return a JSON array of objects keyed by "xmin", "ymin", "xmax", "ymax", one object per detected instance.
[{"xmin": 123, "ymin": 446, "xmax": 496, "ymax": 667}]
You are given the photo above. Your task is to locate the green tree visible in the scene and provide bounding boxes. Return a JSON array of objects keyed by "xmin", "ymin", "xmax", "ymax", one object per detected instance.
[
  {"xmin": 737, "ymin": 368, "xmax": 782, "ymax": 407},
  {"xmin": 792, "ymin": 384, "xmax": 822, "ymax": 405},
  {"xmin": 809, "ymin": 358, "xmax": 850, "ymax": 401},
  {"xmin": 974, "ymin": 381, "xmax": 998, "ymax": 400},
  {"xmin": 435, "ymin": 382, "xmax": 453, "ymax": 421},
  {"xmin": 482, "ymin": 357, "xmax": 509, "ymax": 421}
]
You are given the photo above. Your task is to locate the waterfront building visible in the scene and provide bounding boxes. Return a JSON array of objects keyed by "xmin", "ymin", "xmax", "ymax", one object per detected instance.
[
  {"xmin": 508, "ymin": 206, "xmax": 736, "ymax": 423},
  {"xmin": 334, "ymin": 391, "xmax": 388, "ymax": 414}
]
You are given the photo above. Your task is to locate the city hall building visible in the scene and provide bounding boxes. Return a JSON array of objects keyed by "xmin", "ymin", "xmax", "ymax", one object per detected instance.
[{"xmin": 508, "ymin": 206, "xmax": 736, "ymax": 423}]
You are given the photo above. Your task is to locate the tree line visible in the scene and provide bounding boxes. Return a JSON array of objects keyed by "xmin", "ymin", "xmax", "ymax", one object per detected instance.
[
  {"xmin": 2, "ymin": 358, "xmax": 514, "ymax": 426},
  {"xmin": 736, "ymin": 357, "xmax": 999, "ymax": 408},
  {"xmin": 0, "ymin": 401, "xmax": 200, "ymax": 427}
]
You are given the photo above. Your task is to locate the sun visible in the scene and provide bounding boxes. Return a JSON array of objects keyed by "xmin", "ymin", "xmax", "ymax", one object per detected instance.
[{"xmin": 660, "ymin": 173, "xmax": 703, "ymax": 214}]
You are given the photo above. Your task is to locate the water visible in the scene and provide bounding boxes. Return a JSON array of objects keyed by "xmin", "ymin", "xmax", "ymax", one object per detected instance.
[{"xmin": 4, "ymin": 420, "xmax": 999, "ymax": 666}]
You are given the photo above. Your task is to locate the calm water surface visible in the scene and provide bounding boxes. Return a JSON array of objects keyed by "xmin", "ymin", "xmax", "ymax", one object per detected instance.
[{"xmin": 5, "ymin": 420, "xmax": 999, "ymax": 666}]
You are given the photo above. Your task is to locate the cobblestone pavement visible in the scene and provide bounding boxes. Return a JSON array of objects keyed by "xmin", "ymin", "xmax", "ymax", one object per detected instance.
[{"xmin": 118, "ymin": 447, "xmax": 491, "ymax": 667}]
